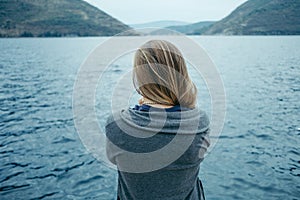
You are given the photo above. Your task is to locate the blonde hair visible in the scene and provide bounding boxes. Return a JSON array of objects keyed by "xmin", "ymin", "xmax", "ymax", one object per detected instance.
[{"xmin": 133, "ymin": 40, "xmax": 197, "ymax": 108}]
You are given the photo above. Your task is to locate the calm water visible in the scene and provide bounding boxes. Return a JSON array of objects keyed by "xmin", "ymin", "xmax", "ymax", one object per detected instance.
[{"xmin": 0, "ymin": 36, "xmax": 299, "ymax": 199}]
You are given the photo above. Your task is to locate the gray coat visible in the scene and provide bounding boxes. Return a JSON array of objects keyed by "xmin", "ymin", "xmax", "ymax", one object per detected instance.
[{"xmin": 105, "ymin": 107, "xmax": 210, "ymax": 200}]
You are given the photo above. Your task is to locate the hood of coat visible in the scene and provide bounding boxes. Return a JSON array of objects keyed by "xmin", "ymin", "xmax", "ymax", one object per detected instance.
[{"xmin": 107, "ymin": 107, "xmax": 209, "ymax": 137}]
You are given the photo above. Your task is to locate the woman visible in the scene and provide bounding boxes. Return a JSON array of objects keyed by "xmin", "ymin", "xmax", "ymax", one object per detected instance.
[{"xmin": 105, "ymin": 40, "xmax": 210, "ymax": 200}]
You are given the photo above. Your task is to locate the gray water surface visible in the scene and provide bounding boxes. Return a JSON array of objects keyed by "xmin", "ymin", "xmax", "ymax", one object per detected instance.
[{"xmin": 0, "ymin": 36, "xmax": 299, "ymax": 199}]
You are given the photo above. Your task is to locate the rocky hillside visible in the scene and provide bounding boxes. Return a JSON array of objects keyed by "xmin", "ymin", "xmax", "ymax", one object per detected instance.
[
  {"xmin": 0, "ymin": 0, "xmax": 133, "ymax": 37},
  {"xmin": 203, "ymin": 0, "xmax": 300, "ymax": 35}
]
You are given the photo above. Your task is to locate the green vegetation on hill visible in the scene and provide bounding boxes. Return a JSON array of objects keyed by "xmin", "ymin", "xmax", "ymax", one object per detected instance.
[
  {"xmin": 203, "ymin": 0, "xmax": 300, "ymax": 35},
  {"xmin": 0, "ymin": 0, "xmax": 134, "ymax": 37}
]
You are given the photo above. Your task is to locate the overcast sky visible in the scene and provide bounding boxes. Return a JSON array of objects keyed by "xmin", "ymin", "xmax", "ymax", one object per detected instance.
[{"xmin": 84, "ymin": 0, "xmax": 248, "ymax": 24}]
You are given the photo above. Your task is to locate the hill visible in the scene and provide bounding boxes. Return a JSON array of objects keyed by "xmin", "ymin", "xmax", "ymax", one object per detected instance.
[
  {"xmin": 0, "ymin": 0, "xmax": 134, "ymax": 37},
  {"xmin": 203, "ymin": 0, "xmax": 300, "ymax": 35},
  {"xmin": 130, "ymin": 20, "xmax": 189, "ymax": 29},
  {"xmin": 167, "ymin": 21, "xmax": 215, "ymax": 35}
]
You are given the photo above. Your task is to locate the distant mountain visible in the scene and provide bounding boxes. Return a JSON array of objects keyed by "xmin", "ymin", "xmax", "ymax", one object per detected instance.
[
  {"xmin": 0, "ymin": 0, "xmax": 134, "ymax": 37},
  {"xmin": 130, "ymin": 20, "xmax": 189, "ymax": 29},
  {"xmin": 167, "ymin": 21, "xmax": 215, "ymax": 35},
  {"xmin": 203, "ymin": 0, "xmax": 300, "ymax": 35}
]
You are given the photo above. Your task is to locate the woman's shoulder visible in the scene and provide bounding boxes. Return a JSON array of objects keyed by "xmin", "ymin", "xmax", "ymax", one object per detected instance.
[{"xmin": 105, "ymin": 106, "xmax": 209, "ymax": 134}]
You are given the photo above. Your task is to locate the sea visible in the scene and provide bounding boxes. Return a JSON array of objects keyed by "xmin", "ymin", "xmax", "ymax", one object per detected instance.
[{"xmin": 0, "ymin": 36, "xmax": 299, "ymax": 199}]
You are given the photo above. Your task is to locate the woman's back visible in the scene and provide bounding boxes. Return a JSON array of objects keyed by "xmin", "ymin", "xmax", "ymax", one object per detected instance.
[
  {"xmin": 105, "ymin": 39, "xmax": 210, "ymax": 199},
  {"xmin": 106, "ymin": 106, "xmax": 210, "ymax": 200}
]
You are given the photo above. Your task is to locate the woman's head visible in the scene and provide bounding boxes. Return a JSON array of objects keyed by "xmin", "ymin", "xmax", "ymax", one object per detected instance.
[{"xmin": 133, "ymin": 40, "xmax": 197, "ymax": 108}]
